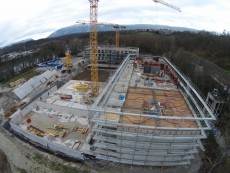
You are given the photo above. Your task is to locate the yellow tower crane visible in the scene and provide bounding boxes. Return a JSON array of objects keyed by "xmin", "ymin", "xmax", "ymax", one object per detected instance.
[
  {"xmin": 65, "ymin": 45, "xmax": 71, "ymax": 67},
  {"xmin": 76, "ymin": 20, "xmax": 126, "ymax": 48},
  {"xmin": 89, "ymin": 0, "xmax": 99, "ymax": 95},
  {"xmin": 112, "ymin": 24, "xmax": 126, "ymax": 48},
  {"xmin": 85, "ymin": 0, "xmax": 180, "ymax": 96}
]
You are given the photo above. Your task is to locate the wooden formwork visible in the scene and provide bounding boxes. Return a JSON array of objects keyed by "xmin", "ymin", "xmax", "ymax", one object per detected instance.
[
  {"xmin": 104, "ymin": 113, "xmax": 120, "ymax": 122},
  {"xmin": 155, "ymin": 90, "xmax": 193, "ymax": 118},
  {"xmin": 123, "ymin": 87, "xmax": 154, "ymax": 109},
  {"xmin": 121, "ymin": 116, "xmax": 155, "ymax": 126},
  {"xmin": 120, "ymin": 87, "xmax": 198, "ymax": 128}
]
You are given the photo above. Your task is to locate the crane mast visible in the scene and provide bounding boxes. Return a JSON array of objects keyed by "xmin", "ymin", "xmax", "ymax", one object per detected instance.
[
  {"xmin": 113, "ymin": 25, "xmax": 126, "ymax": 48},
  {"xmin": 86, "ymin": 0, "xmax": 180, "ymax": 96},
  {"xmin": 153, "ymin": 0, "xmax": 181, "ymax": 12},
  {"xmin": 89, "ymin": 0, "xmax": 99, "ymax": 95},
  {"xmin": 77, "ymin": 20, "xmax": 126, "ymax": 48}
]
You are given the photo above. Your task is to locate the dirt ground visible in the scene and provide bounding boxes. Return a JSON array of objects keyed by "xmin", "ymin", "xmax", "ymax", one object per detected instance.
[
  {"xmin": 0, "ymin": 92, "xmax": 19, "ymax": 112},
  {"xmin": 73, "ymin": 69, "xmax": 112, "ymax": 82},
  {"xmin": 0, "ymin": 149, "xmax": 12, "ymax": 173}
]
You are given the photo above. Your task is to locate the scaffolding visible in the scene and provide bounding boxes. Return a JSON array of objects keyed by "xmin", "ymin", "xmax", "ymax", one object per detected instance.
[
  {"xmin": 90, "ymin": 55, "xmax": 215, "ymax": 166},
  {"xmin": 8, "ymin": 53, "xmax": 215, "ymax": 166}
]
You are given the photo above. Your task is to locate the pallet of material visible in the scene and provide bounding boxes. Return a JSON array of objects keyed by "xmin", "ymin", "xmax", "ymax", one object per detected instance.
[
  {"xmin": 59, "ymin": 94, "xmax": 72, "ymax": 100},
  {"xmin": 27, "ymin": 125, "xmax": 45, "ymax": 137}
]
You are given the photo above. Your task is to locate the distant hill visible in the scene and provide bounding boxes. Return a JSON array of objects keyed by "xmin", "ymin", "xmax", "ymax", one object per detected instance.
[
  {"xmin": 48, "ymin": 24, "xmax": 197, "ymax": 38},
  {"xmin": 1, "ymin": 24, "xmax": 196, "ymax": 48},
  {"xmin": 9, "ymin": 38, "xmax": 34, "ymax": 46}
]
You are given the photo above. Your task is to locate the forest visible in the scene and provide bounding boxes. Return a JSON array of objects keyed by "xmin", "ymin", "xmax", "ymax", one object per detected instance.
[{"xmin": 0, "ymin": 30, "xmax": 230, "ymax": 172}]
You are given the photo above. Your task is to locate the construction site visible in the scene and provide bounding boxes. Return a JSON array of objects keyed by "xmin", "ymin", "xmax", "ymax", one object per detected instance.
[
  {"xmin": 6, "ymin": 52, "xmax": 216, "ymax": 166},
  {"xmin": 1, "ymin": 0, "xmax": 217, "ymax": 169}
]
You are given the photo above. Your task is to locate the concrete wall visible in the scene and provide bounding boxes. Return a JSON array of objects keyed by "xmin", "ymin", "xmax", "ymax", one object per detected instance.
[
  {"xmin": 21, "ymin": 101, "xmax": 36, "ymax": 117},
  {"xmin": 38, "ymin": 86, "xmax": 57, "ymax": 101},
  {"xmin": 10, "ymin": 109, "xmax": 23, "ymax": 125},
  {"xmin": 9, "ymin": 84, "xmax": 85, "ymax": 161},
  {"xmin": 10, "ymin": 86, "xmax": 58, "ymax": 124},
  {"xmin": 10, "ymin": 122, "xmax": 84, "ymax": 160},
  {"xmin": 36, "ymin": 101, "xmax": 89, "ymax": 117}
]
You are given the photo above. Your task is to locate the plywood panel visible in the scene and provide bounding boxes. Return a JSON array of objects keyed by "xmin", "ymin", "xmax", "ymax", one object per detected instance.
[
  {"xmin": 121, "ymin": 87, "xmax": 198, "ymax": 128},
  {"xmin": 104, "ymin": 113, "xmax": 120, "ymax": 122}
]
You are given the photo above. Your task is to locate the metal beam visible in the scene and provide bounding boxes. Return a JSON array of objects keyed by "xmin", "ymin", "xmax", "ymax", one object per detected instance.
[
  {"xmin": 163, "ymin": 57, "xmax": 216, "ymax": 120},
  {"xmin": 89, "ymin": 108, "xmax": 215, "ymax": 120},
  {"xmin": 92, "ymin": 54, "xmax": 135, "ymax": 107},
  {"xmin": 92, "ymin": 128, "xmax": 207, "ymax": 140},
  {"xmin": 91, "ymin": 118, "xmax": 210, "ymax": 130}
]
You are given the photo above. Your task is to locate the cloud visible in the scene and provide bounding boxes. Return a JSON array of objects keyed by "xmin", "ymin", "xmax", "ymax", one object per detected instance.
[{"xmin": 0, "ymin": 0, "xmax": 230, "ymax": 47}]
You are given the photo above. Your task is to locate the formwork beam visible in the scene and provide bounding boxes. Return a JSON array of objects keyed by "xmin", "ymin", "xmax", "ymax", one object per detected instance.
[
  {"xmin": 91, "ymin": 118, "xmax": 210, "ymax": 130},
  {"xmin": 96, "ymin": 155, "xmax": 191, "ymax": 166},
  {"xmin": 95, "ymin": 148, "xmax": 198, "ymax": 156},
  {"xmin": 180, "ymin": 89, "xmax": 211, "ymax": 130},
  {"xmin": 92, "ymin": 128, "xmax": 206, "ymax": 140},
  {"xmin": 179, "ymin": 85, "xmax": 212, "ymax": 130},
  {"xmin": 95, "ymin": 151, "xmax": 194, "ymax": 162},
  {"xmin": 93, "ymin": 54, "xmax": 134, "ymax": 107},
  {"xmin": 89, "ymin": 108, "xmax": 215, "ymax": 120},
  {"xmin": 93, "ymin": 136, "xmax": 200, "ymax": 148},
  {"xmin": 94, "ymin": 142, "xmax": 197, "ymax": 151},
  {"xmin": 163, "ymin": 57, "xmax": 216, "ymax": 120}
]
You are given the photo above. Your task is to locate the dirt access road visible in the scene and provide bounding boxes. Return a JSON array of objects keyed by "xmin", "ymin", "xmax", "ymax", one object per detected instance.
[
  {"xmin": 0, "ymin": 128, "xmax": 54, "ymax": 173},
  {"xmin": 73, "ymin": 69, "xmax": 111, "ymax": 82}
]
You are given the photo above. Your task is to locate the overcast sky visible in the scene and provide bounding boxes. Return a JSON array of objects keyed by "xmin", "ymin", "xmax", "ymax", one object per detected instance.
[{"xmin": 0, "ymin": 0, "xmax": 229, "ymax": 48}]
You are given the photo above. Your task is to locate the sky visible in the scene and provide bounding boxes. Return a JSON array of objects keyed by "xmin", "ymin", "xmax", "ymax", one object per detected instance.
[{"xmin": 0, "ymin": 0, "xmax": 229, "ymax": 48}]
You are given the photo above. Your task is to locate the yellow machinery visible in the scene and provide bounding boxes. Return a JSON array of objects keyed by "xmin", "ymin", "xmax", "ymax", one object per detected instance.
[
  {"xmin": 75, "ymin": 83, "xmax": 89, "ymax": 91},
  {"xmin": 62, "ymin": 45, "xmax": 72, "ymax": 73},
  {"xmin": 66, "ymin": 49, "xmax": 71, "ymax": 67}
]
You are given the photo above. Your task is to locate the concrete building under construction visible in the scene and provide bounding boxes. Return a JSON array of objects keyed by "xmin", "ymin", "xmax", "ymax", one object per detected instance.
[
  {"xmin": 84, "ymin": 46, "xmax": 139, "ymax": 65},
  {"xmin": 8, "ymin": 47, "xmax": 216, "ymax": 166}
]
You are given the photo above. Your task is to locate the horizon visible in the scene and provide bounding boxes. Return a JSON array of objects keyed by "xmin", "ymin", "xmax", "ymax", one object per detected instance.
[
  {"xmin": 1, "ymin": 23, "xmax": 228, "ymax": 49},
  {"xmin": 2, "ymin": 23, "xmax": 199, "ymax": 47},
  {"xmin": 1, "ymin": 0, "xmax": 229, "ymax": 48}
]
